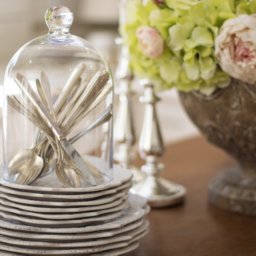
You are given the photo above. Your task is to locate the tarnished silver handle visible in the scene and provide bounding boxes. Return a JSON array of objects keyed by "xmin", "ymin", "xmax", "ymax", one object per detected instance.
[{"xmin": 70, "ymin": 104, "xmax": 112, "ymax": 144}]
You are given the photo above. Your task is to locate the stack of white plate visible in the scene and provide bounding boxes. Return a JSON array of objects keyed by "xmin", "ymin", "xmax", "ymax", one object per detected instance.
[{"xmin": 0, "ymin": 167, "xmax": 149, "ymax": 255}]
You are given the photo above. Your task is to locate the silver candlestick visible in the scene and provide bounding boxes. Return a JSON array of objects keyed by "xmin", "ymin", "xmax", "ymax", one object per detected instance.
[
  {"xmin": 132, "ymin": 80, "xmax": 186, "ymax": 207},
  {"xmin": 113, "ymin": 43, "xmax": 145, "ymax": 183}
]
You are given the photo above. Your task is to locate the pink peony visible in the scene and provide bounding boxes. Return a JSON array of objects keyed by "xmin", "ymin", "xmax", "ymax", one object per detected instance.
[
  {"xmin": 215, "ymin": 14, "xmax": 256, "ymax": 84},
  {"xmin": 136, "ymin": 26, "xmax": 164, "ymax": 59}
]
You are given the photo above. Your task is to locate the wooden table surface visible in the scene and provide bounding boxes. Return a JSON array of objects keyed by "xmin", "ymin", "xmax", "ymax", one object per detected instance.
[{"xmin": 127, "ymin": 137, "xmax": 256, "ymax": 256}]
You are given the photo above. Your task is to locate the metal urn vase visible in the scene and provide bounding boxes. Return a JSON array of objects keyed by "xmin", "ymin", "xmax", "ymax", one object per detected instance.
[{"xmin": 179, "ymin": 79, "xmax": 256, "ymax": 215}]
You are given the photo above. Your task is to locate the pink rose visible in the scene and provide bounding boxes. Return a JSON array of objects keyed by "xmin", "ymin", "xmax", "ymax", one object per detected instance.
[
  {"xmin": 215, "ymin": 15, "xmax": 256, "ymax": 84},
  {"xmin": 136, "ymin": 26, "xmax": 164, "ymax": 59},
  {"xmin": 153, "ymin": 0, "xmax": 167, "ymax": 8}
]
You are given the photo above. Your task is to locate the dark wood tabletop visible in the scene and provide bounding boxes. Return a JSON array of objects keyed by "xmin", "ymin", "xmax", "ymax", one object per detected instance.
[{"xmin": 127, "ymin": 136, "xmax": 256, "ymax": 256}]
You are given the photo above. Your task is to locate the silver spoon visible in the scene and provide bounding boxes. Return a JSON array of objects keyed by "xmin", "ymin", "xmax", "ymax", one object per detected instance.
[
  {"xmin": 7, "ymin": 96, "xmax": 49, "ymax": 185},
  {"xmin": 7, "ymin": 149, "xmax": 44, "ymax": 185},
  {"xmin": 10, "ymin": 72, "xmax": 61, "ymax": 185},
  {"xmin": 8, "ymin": 95, "xmax": 72, "ymax": 186}
]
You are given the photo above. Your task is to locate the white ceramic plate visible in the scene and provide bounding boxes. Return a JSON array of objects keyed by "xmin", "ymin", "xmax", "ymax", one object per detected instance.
[
  {"xmin": 0, "ymin": 200, "xmax": 128, "ymax": 220},
  {"xmin": 0, "ymin": 190, "xmax": 127, "ymax": 207},
  {"xmin": 0, "ymin": 221, "xmax": 149, "ymax": 249},
  {"xmin": 0, "ymin": 209, "xmax": 124, "ymax": 228},
  {"xmin": 92, "ymin": 242, "xmax": 139, "ymax": 256},
  {"xmin": 0, "ymin": 242, "xmax": 139, "ymax": 256},
  {"xmin": 1, "ymin": 165, "xmax": 132, "ymax": 193},
  {"xmin": 0, "ymin": 181, "xmax": 131, "ymax": 201},
  {"xmin": 0, "ymin": 206, "xmax": 145, "ymax": 234},
  {"xmin": 0, "ymin": 195, "xmax": 128, "ymax": 214},
  {"xmin": 0, "ymin": 219, "xmax": 144, "ymax": 242},
  {"xmin": 0, "ymin": 229, "xmax": 148, "ymax": 255}
]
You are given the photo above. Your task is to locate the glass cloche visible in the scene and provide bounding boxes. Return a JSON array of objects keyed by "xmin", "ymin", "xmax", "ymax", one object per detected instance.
[{"xmin": 2, "ymin": 6, "xmax": 114, "ymax": 188}]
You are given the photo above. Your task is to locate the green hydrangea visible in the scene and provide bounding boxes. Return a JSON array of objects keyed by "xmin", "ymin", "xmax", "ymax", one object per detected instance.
[{"xmin": 121, "ymin": 0, "xmax": 256, "ymax": 92}]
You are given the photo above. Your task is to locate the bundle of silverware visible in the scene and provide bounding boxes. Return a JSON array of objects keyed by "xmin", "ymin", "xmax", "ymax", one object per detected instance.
[{"xmin": 7, "ymin": 63, "xmax": 113, "ymax": 188}]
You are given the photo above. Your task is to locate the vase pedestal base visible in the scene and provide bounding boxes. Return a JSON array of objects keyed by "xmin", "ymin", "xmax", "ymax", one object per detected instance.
[{"xmin": 209, "ymin": 166, "xmax": 256, "ymax": 215}]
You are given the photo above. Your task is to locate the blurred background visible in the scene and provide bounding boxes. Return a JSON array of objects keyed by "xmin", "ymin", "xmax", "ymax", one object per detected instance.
[{"xmin": 0, "ymin": 0, "xmax": 198, "ymax": 146}]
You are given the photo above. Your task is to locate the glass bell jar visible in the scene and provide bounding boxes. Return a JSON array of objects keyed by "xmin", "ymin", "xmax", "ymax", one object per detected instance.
[{"xmin": 2, "ymin": 6, "xmax": 114, "ymax": 188}]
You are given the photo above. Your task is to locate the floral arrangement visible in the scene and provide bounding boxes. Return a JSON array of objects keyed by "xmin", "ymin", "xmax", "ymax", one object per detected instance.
[{"xmin": 121, "ymin": 0, "xmax": 256, "ymax": 94}]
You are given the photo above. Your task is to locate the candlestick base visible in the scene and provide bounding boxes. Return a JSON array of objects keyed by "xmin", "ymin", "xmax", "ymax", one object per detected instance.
[{"xmin": 131, "ymin": 176, "xmax": 186, "ymax": 208}]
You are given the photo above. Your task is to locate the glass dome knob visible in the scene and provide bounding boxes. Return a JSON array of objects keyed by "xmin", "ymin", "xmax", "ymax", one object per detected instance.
[{"xmin": 45, "ymin": 6, "xmax": 73, "ymax": 35}]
